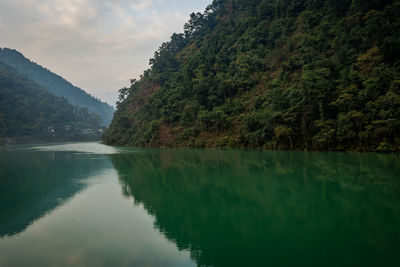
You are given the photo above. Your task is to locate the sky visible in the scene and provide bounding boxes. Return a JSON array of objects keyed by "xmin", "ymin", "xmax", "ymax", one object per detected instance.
[{"xmin": 0, "ymin": 0, "xmax": 211, "ymax": 106}]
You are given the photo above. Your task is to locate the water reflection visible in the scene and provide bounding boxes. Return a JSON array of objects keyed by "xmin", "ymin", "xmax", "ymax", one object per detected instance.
[
  {"xmin": 0, "ymin": 145, "xmax": 113, "ymax": 237},
  {"xmin": 0, "ymin": 143, "xmax": 194, "ymax": 267},
  {"xmin": 1, "ymin": 143, "xmax": 399, "ymax": 266},
  {"xmin": 112, "ymin": 150, "xmax": 400, "ymax": 267}
]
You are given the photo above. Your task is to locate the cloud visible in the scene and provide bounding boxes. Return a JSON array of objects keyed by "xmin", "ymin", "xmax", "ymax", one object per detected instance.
[
  {"xmin": 130, "ymin": 0, "xmax": 153, "ymax": 11},
  {"xmin": 0, "ymin": 0, "xmax": 210, "ymax": 105}
]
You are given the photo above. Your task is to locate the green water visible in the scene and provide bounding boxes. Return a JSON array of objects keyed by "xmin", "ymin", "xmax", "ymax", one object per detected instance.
[{"xmin": 0, "ymin": 143, "xmax": 399, "ymax": 266}]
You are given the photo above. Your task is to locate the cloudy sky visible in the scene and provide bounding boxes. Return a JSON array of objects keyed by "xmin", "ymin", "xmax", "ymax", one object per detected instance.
[{"xmin": 0, "ymin": 0, "xmax": 211, "ymax": 106}]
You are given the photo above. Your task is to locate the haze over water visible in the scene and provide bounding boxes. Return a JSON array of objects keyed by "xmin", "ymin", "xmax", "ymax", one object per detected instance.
[{"xmin": 0, "ymin": 142, "xmax": 399, "ymax": 266}]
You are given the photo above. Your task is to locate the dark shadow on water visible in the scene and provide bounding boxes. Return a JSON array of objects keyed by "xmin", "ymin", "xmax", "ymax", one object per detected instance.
[
  {"xmin": 111, "ymin": 149, "xmax": 400, "ymax": 267},
  {"xmin": 0, "ymin": 147, "xmax": 113, "ymax": 237}
]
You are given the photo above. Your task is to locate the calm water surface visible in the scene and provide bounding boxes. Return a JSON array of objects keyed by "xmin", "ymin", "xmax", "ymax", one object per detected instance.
[{"xmin": 0, "ymin": 142, "xmax": 399, "ymax": 266}]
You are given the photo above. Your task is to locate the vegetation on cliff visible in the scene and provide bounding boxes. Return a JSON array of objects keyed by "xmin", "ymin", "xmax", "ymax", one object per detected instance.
[{"xmin": 104, "ymin": 0, "xmax": 400, "ymax": 152}]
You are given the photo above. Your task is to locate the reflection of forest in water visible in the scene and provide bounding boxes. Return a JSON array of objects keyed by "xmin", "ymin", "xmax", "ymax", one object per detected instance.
[
  {"xmin": 0, "ymin": 148, "xmax": 112, "ymax": 237},
  {"xmin": 112, "ymin": 150, "xmax": 400, "ymax": 267},
  {"xmin": 1, "ymin": 145, "xmax": 399, "ymax": 266}
]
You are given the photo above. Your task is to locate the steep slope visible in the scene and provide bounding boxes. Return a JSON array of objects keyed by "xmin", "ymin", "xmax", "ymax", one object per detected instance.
[
  {"xmin": 0, "ymin": 61, "xmax": 102, "ymax": 144},
  {"xmin": 0, "ymin": 48, "xmax": 114, "ymax": 126},
  {"xmin": 104, "ymin": 0, "xmax": 400, "ymax": 152}
]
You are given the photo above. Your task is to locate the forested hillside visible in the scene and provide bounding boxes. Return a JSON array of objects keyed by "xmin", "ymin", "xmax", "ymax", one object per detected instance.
[
  {"xmin": 0, "ymin": 61, "xmax": 103, "ymax": 144},
  {"xmin": 0, "ymin": 48, "xmax": 114, "ymax": 126},
  {"xmin": 104, "ymin": 0, "xmax": 400, "ymax": 152}
]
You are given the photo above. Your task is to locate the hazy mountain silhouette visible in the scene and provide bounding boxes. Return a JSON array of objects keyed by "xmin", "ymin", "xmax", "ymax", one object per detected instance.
[{"xmin": 0, "ymin": 48, "xmax": 114, "ymax": 126}]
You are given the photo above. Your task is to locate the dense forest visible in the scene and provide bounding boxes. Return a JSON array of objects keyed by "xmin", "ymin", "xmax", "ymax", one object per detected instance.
[
  {"xmin": 0, "ymin": 61, "xmax": 103, "ymax": 144},
  {"xmin": 103, "ymin": 0, "xmax": 400, "ymax": 152},
  {"xmin": 0, "ymin": 48, "xmax": 114, "ymax": 126}
]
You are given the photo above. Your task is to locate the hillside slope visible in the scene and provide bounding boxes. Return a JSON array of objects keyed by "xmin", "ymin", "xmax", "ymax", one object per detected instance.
[
  {"xmin": 104, "ymin": 0, "xmax": 400, "ymax": 152},
  {"xmin": 0, "ymin": 61, "xmax": 102, "ymax": 144},
  {"xmin": 0, "ymin": 48, "xmax": 114, "ymax": 126}
]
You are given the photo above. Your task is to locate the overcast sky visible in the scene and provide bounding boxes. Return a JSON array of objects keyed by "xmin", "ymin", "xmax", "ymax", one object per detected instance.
[{"xmin": 0, "ymin": 0, "xmax": 211, "ymax": 106}]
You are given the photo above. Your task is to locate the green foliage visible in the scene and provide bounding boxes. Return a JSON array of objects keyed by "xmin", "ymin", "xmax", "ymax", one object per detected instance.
[
  {"xmin": 0, "ymin": 62, "xmax": 103, "ymax": 144},
  {"xmin": 104, "ymin": 0, "xmax": 400, "ymax": 152},
  {"xmin": 0, "ymin": 48, "xmax": 115, "ymax": 126}
]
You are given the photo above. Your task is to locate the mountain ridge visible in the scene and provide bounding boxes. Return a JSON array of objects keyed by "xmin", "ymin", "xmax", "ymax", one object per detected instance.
[
  {"xmin": 0, "ymin": 48, "xmax": 114, "ymax": 126},
  {"xmin": 0, "ymin": 60, "xmax": 103, "ymax": 144}
]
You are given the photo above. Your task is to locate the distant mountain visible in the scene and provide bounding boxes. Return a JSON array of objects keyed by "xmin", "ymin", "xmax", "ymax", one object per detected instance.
[
  {"xmin": 0, "ymin": 48, "xmax": 114, "ymax": 126},
  {"xmin": 104, "ymin": 0, "xmax": 400, "ymax": 152},
  {"xmin": 0, "ymin": 60, "xmax": 103, "ymax": 144}
]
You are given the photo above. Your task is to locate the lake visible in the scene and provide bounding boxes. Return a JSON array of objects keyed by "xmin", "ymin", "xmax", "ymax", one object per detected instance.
[{"xmin": 0, "ymin": 142, "xmax": 399, "ymax": 266}]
